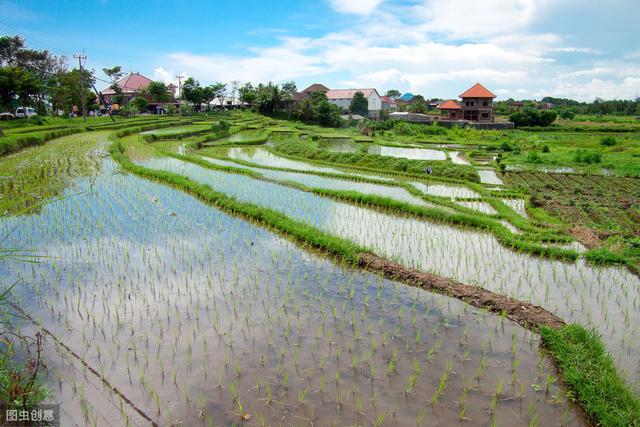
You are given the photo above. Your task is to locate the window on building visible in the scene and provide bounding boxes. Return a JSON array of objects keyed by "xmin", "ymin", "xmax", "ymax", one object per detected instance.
[
  {"xmin": 481, "ymin": 112, "xmax": 489, "ymax": 118},
  {"xmin": 482, "ymin": 101, "xmax": 488, "ymax": 106}
]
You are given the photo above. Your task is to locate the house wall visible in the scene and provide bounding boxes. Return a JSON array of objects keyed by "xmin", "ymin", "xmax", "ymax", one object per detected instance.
[
  {"xmin": 327, "ymin": 98, "xmax": 352, "ymax": 110},
  {"xmin": 460, "ymin": 97, "xmax": 495, "ymax": 122},
  {"xmin": 367, "ymin": 92, "xmax": 381, "ymax": 112}
]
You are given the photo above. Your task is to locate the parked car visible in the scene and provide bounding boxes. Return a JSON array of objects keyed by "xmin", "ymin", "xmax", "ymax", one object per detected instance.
[
  {"xmin": 0, "ymin": 112, "xmax": 15, "ymax": 120},
  {"xmin": 15, "ymin": 107, "xmax": 37, "ymax": 118}
]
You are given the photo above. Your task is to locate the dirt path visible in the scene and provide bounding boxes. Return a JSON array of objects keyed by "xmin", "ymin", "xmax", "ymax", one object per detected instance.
[{"xmin": 358, "ymin": 253, "xmax": 566, "ymax": 331}]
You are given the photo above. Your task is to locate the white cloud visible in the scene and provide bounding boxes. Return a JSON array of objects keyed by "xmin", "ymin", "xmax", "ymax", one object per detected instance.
[
  {"xmin": 329, "ymin": 0, "xmax": 383, "ymax": 15},
  {"xmin": 154, "ymin": 0, "xmax": 639, "ymax": 101},
  {"xmin": 415, "ymin": 0, "xmax": 540, "ymax": 39}
]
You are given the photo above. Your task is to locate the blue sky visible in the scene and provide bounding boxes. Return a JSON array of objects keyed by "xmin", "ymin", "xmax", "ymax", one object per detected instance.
[{"xmin": 2, "ymin": 0, "xmax": 640, "ymax": 101}]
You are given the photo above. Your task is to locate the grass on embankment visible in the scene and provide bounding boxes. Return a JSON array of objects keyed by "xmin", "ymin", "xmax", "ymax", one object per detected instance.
[{"xmin": 541, "ymin": 324, "xmax": 640, "ymax": 427}]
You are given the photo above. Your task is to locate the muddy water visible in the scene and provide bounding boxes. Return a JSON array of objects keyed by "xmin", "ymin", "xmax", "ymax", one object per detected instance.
[
  {"xmin": 0, "ymin": 160, "xmax": 584, "ymax": 426},
  {"xmin": 140, "ymin": 156, "xmax": 640, "ymax": 386}
]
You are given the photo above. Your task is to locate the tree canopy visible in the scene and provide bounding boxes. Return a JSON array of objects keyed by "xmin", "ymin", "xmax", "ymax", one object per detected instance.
[{"xmin": 349, "ymin": 91, "xmax": 368, "ymax": 116}]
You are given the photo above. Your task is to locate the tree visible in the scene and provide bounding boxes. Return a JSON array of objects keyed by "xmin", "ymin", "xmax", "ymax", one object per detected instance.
[
  {"xmin": 408, "ymin": 95, "xmax": 427, "ymax": 113},
  {"xmin": 181, "ymin": 77, "xmax": 204, "ymax": 111},
  {"xmin": 132, "ymin": 97, "xmax": 148, "ymax": 112},
  {"xmin": 0, "ymin": 67, "xmax": 42, "ymax": 111},
  {"xmin": 509, "ymin": 108, "xmax": 557, "ymax": 127},
  {"xmin": 281, "ymin": 81, "xmax": 297, "ymax": 97},
  {"xmin": 145, "ymin": 81, "xmax": 171, "ymax": 103},
  {"xmin": 0, "ymin": 35, "xmax": 64, "ymax": 112},
  {"xmin": 292, "ymin": 97, "xmax": 314, "ymax": 122},
  {"xmin": 209, "ymin": 82, "xmax": 227, "ymax": 106},
  {"xmin": 385, "ymin": 89, "xmax": 401, "ymax": 100},
  {"xmin": 103, "ymin": 66, "xmax": 125, "ymax": 105},
  {"xmin": 314, "ymin": 98, "xmax": 342, "ymax": 127},
  {"xmin": 238, "ymin": 83, "xmax": 257, "ymax": 107},
  {"xmin": 349, "ymin": 91, "xmax": 368, "ymax": 116},
  {"xmin": 47, "ymin": 68, "xmax": 95, "ymax": 114}
]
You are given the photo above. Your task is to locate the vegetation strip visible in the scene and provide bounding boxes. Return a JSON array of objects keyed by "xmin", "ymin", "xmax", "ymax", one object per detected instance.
[
  {"xmin": 9, "ymin": 302, "xmax": 158, "ymax": 427},
  {"xmin": 540, "ymin": 325, "xmax": 640, "ymax": 426}
]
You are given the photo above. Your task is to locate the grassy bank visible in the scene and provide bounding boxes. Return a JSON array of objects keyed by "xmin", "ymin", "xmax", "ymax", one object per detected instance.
[{"xmin": 540, "ymin": 325, "xmax": 640, "ymax": 426}]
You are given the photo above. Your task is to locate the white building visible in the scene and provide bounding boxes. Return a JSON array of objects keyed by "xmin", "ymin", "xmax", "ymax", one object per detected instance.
[{"xmin": 325, "ymin": 88, "xmax": 382, "ymax": 118}]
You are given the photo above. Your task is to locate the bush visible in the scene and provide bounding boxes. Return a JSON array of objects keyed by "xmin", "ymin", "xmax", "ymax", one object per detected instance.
[
  {"xmin": 27, "ymin": 115, "xmax": 45, "ymax": 125},
  {"xmin": 510, "ymin": 108, "xmax": 557, "ymax": 127},
  {"xmin": 600, "ymin": 136, "xmax": 617, "ymax": 146},
  {"xmin": 527, "ymin": 151, "xmax": 542, "ymax": 163},
  {"xmin": 541, "ymin": 144, "xmax": 550, "ymax": 153},
  {"xmin": 499, "ymin": 141, "xmax": 514, "ymax": 152},
  {"xmin": 559, "ymin": 110, "xmax": 575, "ymax": 120},
  {"xmin": 211, "ymin": 120, "xmax": 231, "ymax": 133},
  {"xmin": 573, "ymin": 149, "xmax": 602, "ymax": 164}
]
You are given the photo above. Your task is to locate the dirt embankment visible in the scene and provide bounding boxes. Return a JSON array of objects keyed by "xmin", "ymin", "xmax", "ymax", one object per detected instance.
[{"xmin": 358, "ymin": 253, "xmax": 566, "ymax": 331}]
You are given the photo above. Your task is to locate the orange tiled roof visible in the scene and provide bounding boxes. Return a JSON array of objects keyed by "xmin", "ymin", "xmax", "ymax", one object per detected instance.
[
  {"xmin": 438, "ymin": 99, "xmax": 461, "ymax": 110},
  {"xmin": 459, "ymin": 83, "xmax": 496, "ymax": 98}
]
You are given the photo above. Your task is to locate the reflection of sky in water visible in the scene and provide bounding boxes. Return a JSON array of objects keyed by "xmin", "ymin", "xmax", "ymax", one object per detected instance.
[
  {"xmin": 0, "ymin": 159, "xmax": 582, "ymax": 426},
  {"xmin": 199, "ymin": 156, "xmax": 428, "ymax": 206},
  {"xmin": 140, "ymin": 156, "xmax": 640, "ymax": 385},
  {"xmin": 368, "ymin": 145, "xmax": 447, "ymax": 160},
  {"xmin": 227, "ymin": 146, "xmax": 394, "ymax": 181}
]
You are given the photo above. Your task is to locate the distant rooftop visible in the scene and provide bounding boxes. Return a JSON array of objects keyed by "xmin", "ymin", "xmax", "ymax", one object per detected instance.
[
  {"xmin": 325, "ymin": 88, "xmax": 378, "ymax": 99},
  {"xmin": 101, "ymin": 72, "xmax": 153, "ymax": 95},
  {"xmin": 459, "ymin": 83, "xmax": 496, "ymax": 99}
]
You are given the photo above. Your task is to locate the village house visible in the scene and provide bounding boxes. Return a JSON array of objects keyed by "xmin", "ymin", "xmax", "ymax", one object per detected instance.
[
  {"xmin": 324, "ymin": 88, "xmax": 382, "ymax": 118},
  {"xmin": 438, "ymin": 83, "xmax": 496, "ymax": 122},
  {"xmin": 100, "ymin": 72, "xmax": 176, "ymax": 112},
  {"xmin": 291, "ymin": 83, "xmax": 330, "ymax": 103},
  {"xmin": 380, "ymin": 96, "xmax": 397, "ymax": 111}
]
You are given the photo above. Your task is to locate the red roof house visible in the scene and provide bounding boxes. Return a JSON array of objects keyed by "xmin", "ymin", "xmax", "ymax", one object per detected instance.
[
  {"xmin": 437, "ymin": 99, "xmax": 462, "ymax": 119},
  {"xmin": 100, "ymin": 72, "xmax": 154, "ymax": 104},
  {"xmin": 458, "ymin": 83, "xmax": 496, "ymax": 122}
]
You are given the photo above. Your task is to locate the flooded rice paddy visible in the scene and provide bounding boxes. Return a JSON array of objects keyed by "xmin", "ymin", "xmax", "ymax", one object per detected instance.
[
  {"xmin": 198, "ymin": 156, "xmax": 430, "ymax": 207},
  {"xmin": 225, "ymin": 146, "xmax": 395, "ymax": 181},
  {"xmin": 1, "ymin": 159, "xmax": 584, "ymax": 426},
  {"xmin": 140, "ymin": 156, "xmax": 640, "ymax": 386},
  {"xmin": 367, "ymin": 145, "xmax": 448, "ymax": 161}
]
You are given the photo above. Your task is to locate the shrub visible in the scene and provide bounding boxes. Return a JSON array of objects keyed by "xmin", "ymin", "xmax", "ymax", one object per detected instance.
[
  {"xmin": 600, "ymin": 136, "xmax": 616, "ymax": 146},
  {"xmin": 541, "ymin": 144, "xmax": 550, "ymax": 153},
  {"xmin": 573, "ymin": 149, "xmax": 602, "ymax": 164},
  {"xmin": 510, "ymin": 108, "xmax": 557, "ymax": 127},
  {"xmin": 527, "ymin": 151, "xmax": 542, "ymax": 163},
  {"xmin": 500, "ymin": 141, "xmax": 514, "ymax": 152},
  {"xmin": 211, "ymin": 120, "xmax": 231, "ymax": 133},
  {"xmin": 559, "ymin": 110, "xmax": 575, "ymax": 120}
]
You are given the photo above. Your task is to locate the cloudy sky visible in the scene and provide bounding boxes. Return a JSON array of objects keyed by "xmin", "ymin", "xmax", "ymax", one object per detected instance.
[{"xmin": 3, "ymin": 0, "xmax": 639, "ymax": 100}]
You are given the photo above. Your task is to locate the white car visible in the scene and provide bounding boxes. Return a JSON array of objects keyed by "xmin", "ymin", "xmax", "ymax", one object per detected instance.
[{"xmin": 15, "ymin": 107, "xmax": 37, "ymax": 118}]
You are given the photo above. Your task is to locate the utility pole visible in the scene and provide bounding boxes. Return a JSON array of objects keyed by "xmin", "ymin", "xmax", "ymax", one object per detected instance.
[
  {"xmin": 74, "ymin": 51, "xmax": 88, "ymax": 122},
  {"xmin": 175, "ymin": 75, "xmax": 183, "ymax": 112}
]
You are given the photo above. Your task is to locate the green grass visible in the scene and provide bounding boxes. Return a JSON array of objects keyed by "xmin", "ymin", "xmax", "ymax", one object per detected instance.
[{"xmin": 540, "ymin": 324, "xmax": 640, "ymax": 427}]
